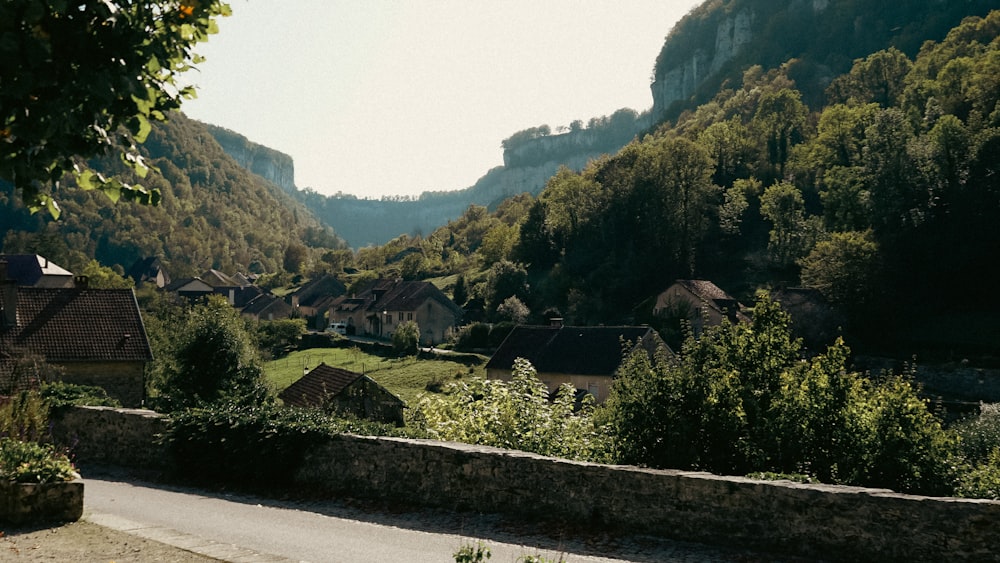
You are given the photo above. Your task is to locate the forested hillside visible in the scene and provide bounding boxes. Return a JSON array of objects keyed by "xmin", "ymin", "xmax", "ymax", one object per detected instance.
[
  {"xmin": 357, "ymin": 11, "xmax": 1000, "ymax": 357},
  {"xmin": 282, "ymin": 0, "xmax": 997, "ymax": 248},
  {"xmin": 0, "ymin": 113, "xmax": 345, "ymax": 278}
]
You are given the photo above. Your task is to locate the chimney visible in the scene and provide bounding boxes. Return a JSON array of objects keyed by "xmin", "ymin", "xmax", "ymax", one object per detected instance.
[
  {"xmin": 74, "ymin": 275, "xmax": 89, "ymax": 289},
  {"xmin": 1, "ymin": 260, "xmax": 16, "ymax": 328}
]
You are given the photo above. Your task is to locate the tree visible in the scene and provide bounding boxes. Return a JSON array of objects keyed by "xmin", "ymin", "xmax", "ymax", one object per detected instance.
[
  {"xmin": 496, "ymin": 296, "xmax": 529, "ymax": 324},
  {"xmin": 799, "ymin": 230, "xmax": 880, "ymax": 322},
  {"xmin": 451, "ymin": 275, "xmax": 468, "ymax": 307},
  {"xmin": 152, "ymin": 295, "xmax": 269, "ymax": 411},
  {"xmin": 603, "ymin": 294, "xmax": 957, "ymax": 494},
  {"xmin": 485, "ymin": 260, "xmax": 529, "ymax": 317},
  {"xmin": 759, "ymin": 181, "xmax": 822, "ymax": 269},
  {"xmin": 826, "ymin": 48, "xmax": 913, "ymax": 108},
  {"xmin": 283, "ymin": 242, "xmax": 309, "ymax": 274},
  {"xmin": 391, "ymin": 320, "xmax": 420, "ymax": 357},
  {"xmin": 79, "ymin": 259, "xmax": 134, "ymax": 289},
  {"xmin": 1, "ymin": 0, "xmax": 231, "ymax": 217}
]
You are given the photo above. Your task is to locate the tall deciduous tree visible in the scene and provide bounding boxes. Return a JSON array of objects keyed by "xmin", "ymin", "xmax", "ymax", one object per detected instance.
[
  {"xmin": 0, "ymin": 0, "xmax": 231, "ymax": 217},
  {"xmin": 152, "ymin": 295, "xmax": 269, "ymax": 411}
]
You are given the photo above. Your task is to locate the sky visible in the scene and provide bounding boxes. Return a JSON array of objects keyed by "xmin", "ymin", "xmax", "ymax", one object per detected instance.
[{"xmin": 180, "ymin": 0, "xmax": 703, "ymax": 199}]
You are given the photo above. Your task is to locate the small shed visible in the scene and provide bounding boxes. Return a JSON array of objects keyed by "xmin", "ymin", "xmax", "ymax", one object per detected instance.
[{"xmin": 279, "ymin": 363, "xmax": 405, "ymax": 426}]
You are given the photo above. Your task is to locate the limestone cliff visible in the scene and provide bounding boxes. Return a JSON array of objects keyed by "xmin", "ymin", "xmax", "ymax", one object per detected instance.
[{"xmin": 204, "ymin": 124, "xmax": 296, "ymax": 193}]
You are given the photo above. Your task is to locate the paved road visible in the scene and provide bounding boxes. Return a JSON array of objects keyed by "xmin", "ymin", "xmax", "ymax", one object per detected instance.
[{"xmin": 81, "ymin": 472, "xmax": 787, "ymax": 563}]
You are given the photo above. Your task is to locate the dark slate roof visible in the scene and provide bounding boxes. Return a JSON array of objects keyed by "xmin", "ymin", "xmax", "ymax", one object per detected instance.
[
  {"xmin": 0, "ymin": 287, "xmax": 152, "ymax": 362},
  {"xmin": 241, "ymin": 294, "xmax": 291, "ymax": 317},
  {"xmin": 485, "ymin": 325, "xmax": 665, "ymax": 376},
  {"xmin": 126, "ymin": 256, "xmax": 170, "ymax": 286},
  {"xmin": 378, "ymin": 281, "xmax": 462, "ymax": 316},
  {"xmin": 675, "ymin": 279, "xmax": 734, "ymax": 302},
  {"xmin": 293, "ymin": 274, "xmax": 346, "ymax": 308},
  {"xmin": 0, "ymin": 254, "xmax": 73, "ymax": 287},
  {"xmin": 279, "ymin": 363, "xmax": 402, "ymax": 408},
  {"xmin": 330, "ymin": 279, "xmax": 461, "ymax": 317},
  {"xmin": 200, "ymin": 269, "xmax": 239, "ymax": 287}
]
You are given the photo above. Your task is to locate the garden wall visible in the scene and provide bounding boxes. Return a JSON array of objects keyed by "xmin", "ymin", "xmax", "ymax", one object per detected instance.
[{"xmin": 55, "ymin": 406, "xmax": 1000, "ymax": 561}]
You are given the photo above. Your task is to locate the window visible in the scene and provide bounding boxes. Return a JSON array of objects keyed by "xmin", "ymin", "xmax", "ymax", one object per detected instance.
[
  {"xmin": 588, "ymin": 383, "xmax": 600, "ymax": 397},
  {"xmin": 407, "ymin": 312, "xmax": 413, "ymax": 321},
  {"xmin": 398, "ymin": 311, "xmax": 404, "ymax": 321}
]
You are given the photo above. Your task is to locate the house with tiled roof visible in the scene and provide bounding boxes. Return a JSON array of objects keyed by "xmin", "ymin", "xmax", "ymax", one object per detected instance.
[
  {"xmin": 0, "ymin": 254, "xmax": 74, "ymax": 288},
  {"xmin": 291, "ymin": 274, "xmax": 346, "ymax": 329},
  {"xmin": 485, "ymin": 322, "xmax": 670, "ymax": 403},
  {"xmin": 653, "ymin": 279, "xmax": 748, "ymax": 334},
  {"xmin": 240, "ymin": 293, "xmax": 293, "ymax": 322},
  {"xmin": 0, "ymin": 263, "xmax": 152, "ymax": 406},
  {"xmin": 279, "ymin": 363, "xmax": 404, "ymax": 425},
  {"xmin": 327, "ymin": 279, "xmax": 462, "ymax": 345}
]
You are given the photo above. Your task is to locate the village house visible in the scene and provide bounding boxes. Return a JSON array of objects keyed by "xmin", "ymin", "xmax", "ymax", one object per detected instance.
[
  {"xmin": 653, "ymin": 279, "xmax": 748, "ymax": 334},
  {"xmin": 327, "ymin": 278, "xmax": 462, "ymax": 345},
  {"xmin": 0, "ymin": 254, "xmax": 75, "ymax": 288},
  {"xmin": 279, "ymin": 363, "xmax": 405, "ymax": 426},
  {"xmin": 290, "ymin": 274, "xmax": 346, "ymax": 330},
  {"xmin": 126, "ymin": 256, "xmax": 171, "ymax": 288},
  {"xmin": 0, "ymin": 260, "xmax": 152, "ymax": 407},
  {"xmin": 485, "ymin": 321, "xmax": 670, "ymax": 403}
]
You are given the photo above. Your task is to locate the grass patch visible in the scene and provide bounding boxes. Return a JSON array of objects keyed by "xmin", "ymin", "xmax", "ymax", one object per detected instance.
[{"xmin": 264, "ymin": 347, "xmax": 486, "ymax": 405}]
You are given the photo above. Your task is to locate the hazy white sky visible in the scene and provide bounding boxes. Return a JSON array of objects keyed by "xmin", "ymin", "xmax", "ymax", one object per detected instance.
[{"xmin": 180, "ymin": 0, "xmax": 702, "ymax": 199}]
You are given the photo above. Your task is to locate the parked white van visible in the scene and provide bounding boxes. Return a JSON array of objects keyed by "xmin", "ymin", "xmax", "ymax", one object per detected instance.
[{"xmin": 327, "ymin": 322, "xmax": 348, "ymax": 335}]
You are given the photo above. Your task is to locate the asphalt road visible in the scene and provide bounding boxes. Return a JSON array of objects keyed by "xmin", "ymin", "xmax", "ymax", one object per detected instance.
[{"xmin": 81, "ymin": 472, "xmax": 779, "ymax": 563}]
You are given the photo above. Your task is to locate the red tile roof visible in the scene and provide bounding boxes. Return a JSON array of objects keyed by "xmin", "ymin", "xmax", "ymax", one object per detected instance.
[{"xmin": 0, "ymin": 287, "xmax": 152, "ymax": 363}]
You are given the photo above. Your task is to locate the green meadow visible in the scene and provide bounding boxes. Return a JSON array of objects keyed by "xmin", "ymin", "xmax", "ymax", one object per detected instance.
[{"xmin": 264, "ymin": 346, "xmax": 486, "ymax": 406}]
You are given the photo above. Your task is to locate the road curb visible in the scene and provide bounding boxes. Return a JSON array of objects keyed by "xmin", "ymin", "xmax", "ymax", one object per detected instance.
[{"xmin": 85, "ymin": 511, "xmax": 301, "ymax": 563}]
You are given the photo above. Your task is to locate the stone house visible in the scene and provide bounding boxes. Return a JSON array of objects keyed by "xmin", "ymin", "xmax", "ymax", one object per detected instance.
[
  {"xmin": 0, "ymin": 263, "xmax": 152, "ymax": 407},
  {"xmin": 327, "ymin": 279, "xmax": 462, "ymax": 345},
  {"xmin": 485, "ymin": 322, "xmax": 670, "ymax": 403},
  {"xmin": 290, "ymin": 274, "xmax": 346, "ymax": 329},
  {"xmin": 653, "ymin": 279, "xmax": 748, "ymax": 334},
  {"xmin": 279, "ymin": 363, "xmax": 405, "ymax": 426}
]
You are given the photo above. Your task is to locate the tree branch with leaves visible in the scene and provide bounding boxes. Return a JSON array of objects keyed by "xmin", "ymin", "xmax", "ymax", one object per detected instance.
[{"xmin": 0, "ymin": 0, "xmax": 230, "ymax": 218}]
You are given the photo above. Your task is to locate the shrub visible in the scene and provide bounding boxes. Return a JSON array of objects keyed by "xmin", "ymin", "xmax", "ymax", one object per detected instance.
[
  {"xmin": 603, "ymin": 294, "xmax": 958, "ymax": 495},
  {"xmin": 0, "ymin": 391, "xmax": 50, "ymax": 443},
  {"xmin": 40, "ymin": 381, "xmax": 120, "ymax": 412},
  {"xmin": 0, "ymin": 438, "xmax": 77, "ymax": 484},
  {"xmin": 392, "ymin": 320, "xmax": 420, "ymax": 357},
  {"xmin": 415, "ymin": 358, "xmax": 610, "ymax": 462},
  {"xmin": 160, "ymin": 402, "xmax": 411, "ymax": 489}
]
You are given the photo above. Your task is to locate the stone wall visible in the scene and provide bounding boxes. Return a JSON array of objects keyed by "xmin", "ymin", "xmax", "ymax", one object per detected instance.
[
  {"xmin": 56, "ymin": 406, "xmax": 1000, "ymax": 561},
  {"xmin": 0, "ymin": 480, "xmax": 83, "ymax": 524}
]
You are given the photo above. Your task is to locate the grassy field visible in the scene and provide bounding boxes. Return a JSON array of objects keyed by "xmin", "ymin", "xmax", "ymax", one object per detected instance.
[{"xmin": 264, "ymin": 346, "xmax": 486, "ymax": 405}]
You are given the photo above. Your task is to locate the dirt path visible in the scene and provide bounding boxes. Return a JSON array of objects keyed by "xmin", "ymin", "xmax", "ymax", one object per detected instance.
[{"xmin": 0, "ymin": 520, "xmax": 216, "ymax": 562}]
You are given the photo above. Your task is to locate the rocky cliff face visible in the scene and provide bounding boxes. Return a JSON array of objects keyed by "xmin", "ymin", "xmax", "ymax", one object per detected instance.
[
  {"xmin": 651, "ymin": 7, "xmax": 757, "ymax": 117},
  {"xmin": 205, "ymin": 124, "xmax": 296, "ymax": 193}
]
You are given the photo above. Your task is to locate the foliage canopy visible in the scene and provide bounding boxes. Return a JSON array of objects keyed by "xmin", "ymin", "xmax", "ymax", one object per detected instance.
[{"xmin": 0, "ymin": 0, "xmax": 230, "ymax": 217}]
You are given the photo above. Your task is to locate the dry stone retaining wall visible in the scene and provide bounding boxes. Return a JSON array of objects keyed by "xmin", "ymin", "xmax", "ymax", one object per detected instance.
[{"xmin": 55, "ymin": 406, "xmax": 1000, "ymax": 561}]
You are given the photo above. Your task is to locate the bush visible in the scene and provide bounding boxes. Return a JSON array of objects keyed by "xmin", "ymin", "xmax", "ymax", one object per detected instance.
[
  {"xmin": 160, "ymin": 402, "xmax": 411, "ymax": 489},
  {"xmin": 0, "ymin": 438, "xmax": 77, "ymax": 484},
  {"xmin": 392, "ymin": 320, "xmax": 420, "ymax": 357},
  {"xmin": 415, "ymin": 358, "xmax": 610, "ymax": 462},
  {"xmin": 0, "ymin": 391, "xmax": 50, "ymax": 443},
  {"xmin": 40, "ymin": 381, "xmax": 120, "ymax": 412},
  {"xmin": 603, "ymin": 294, "xmax": 958, "ymax": 495}
]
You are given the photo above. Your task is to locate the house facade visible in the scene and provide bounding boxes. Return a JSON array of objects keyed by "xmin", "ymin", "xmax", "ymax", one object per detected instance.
[
  {"xmin": 0, "ymin": 263, "xmax": 152, "ymax": 407},
  {"xmin": 327, "ymin": 279, "xmax": 462, "ymax": 345},
  {"xmin": 485, "ymin": 323, "xmax": 670, "ymax": 403},
  {"xmin": 653, "ymin": 279, "xmax": 748, "ymax": 334}
]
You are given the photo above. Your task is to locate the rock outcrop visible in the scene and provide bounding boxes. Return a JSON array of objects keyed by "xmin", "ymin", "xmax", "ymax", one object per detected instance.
[{"xmin": 204, "ymin": 124, "xmax": 296, "ymax": 193}]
